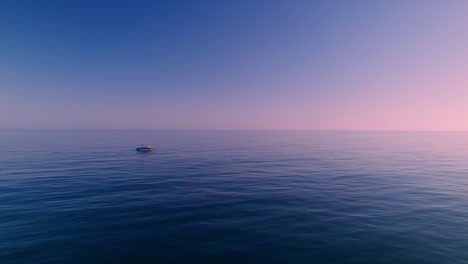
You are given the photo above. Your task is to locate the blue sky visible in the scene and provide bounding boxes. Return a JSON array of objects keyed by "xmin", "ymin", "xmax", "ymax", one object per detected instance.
[{"xmin": 1, "ymin": 1, "xmax": 468, "ymax": 130}]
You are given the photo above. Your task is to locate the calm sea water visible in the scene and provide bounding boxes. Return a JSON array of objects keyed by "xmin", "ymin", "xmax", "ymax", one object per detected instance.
[{"xmin": 1, "ymin": 131, "xmax": 468, "ymax": 264}]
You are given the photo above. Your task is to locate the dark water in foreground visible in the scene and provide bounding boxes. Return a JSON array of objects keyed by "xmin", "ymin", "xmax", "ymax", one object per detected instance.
[{"xmin": 1, "ymin": 131, "xmax": 468, "ymax": 264}]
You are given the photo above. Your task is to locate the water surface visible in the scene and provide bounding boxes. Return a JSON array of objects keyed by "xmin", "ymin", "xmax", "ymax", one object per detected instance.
[{"xmin": 1, "ymin": 131, "xmax": 468, "ymax": 263}]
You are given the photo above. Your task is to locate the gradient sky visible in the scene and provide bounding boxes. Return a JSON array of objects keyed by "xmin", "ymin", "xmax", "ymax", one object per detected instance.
[{"xmin": 1, "ymin": 0, "xmax": 468, "ymax": 130}]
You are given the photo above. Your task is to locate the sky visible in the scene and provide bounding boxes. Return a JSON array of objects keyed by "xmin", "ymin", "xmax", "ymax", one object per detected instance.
[{"xmin": 1, "ymin": 0, "xmax": 468, "ymax": 130}]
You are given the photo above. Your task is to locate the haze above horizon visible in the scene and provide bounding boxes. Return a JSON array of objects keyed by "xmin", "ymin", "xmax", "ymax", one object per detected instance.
[{"xmin": 1, "ymin": 0, "xmax": 468, "ymax": 131}]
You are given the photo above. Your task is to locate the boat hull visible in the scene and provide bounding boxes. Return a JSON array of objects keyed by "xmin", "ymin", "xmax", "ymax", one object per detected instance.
[{"xmin": 136, "ymin": 147, "xmax": 154, "ymax": 152}]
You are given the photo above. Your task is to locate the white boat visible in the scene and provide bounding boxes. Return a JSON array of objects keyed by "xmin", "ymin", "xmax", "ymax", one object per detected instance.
[{"xmin": 136, "ymin": 144, "xmax": 154, "ymax": 152}]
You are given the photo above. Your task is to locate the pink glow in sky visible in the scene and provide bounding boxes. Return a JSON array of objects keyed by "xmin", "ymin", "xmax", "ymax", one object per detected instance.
[{"xmin": 1, "ymin": 1, "xmax": 468, "ymax": 130}]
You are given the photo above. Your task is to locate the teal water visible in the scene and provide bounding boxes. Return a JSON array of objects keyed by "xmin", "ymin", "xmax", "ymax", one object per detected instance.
[{"xmin": 1, "ymin": 131, "xmax": 468, "ymax": 263}]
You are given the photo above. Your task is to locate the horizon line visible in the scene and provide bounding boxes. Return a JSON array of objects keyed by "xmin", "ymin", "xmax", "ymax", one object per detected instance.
[{"xmin": 1, "ymin": 129, "xmax": 468, "ymax": 132}]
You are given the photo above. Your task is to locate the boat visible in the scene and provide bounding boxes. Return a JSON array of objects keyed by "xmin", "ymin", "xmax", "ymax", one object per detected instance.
[{"xmin": 136, "ymin": 144, "xmax": 155, "ymax": 152}]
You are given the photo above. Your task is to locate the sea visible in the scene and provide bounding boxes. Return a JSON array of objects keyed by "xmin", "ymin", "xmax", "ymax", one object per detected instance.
[{"xmin": 1, "ymin": 131, "xmax": 468, "ymax": 264}]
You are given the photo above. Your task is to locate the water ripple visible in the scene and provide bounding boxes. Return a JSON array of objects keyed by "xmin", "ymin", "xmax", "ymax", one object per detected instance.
[{"xmin": 1, "ymin": 131, "xmax": 468, "ymax": 263}]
